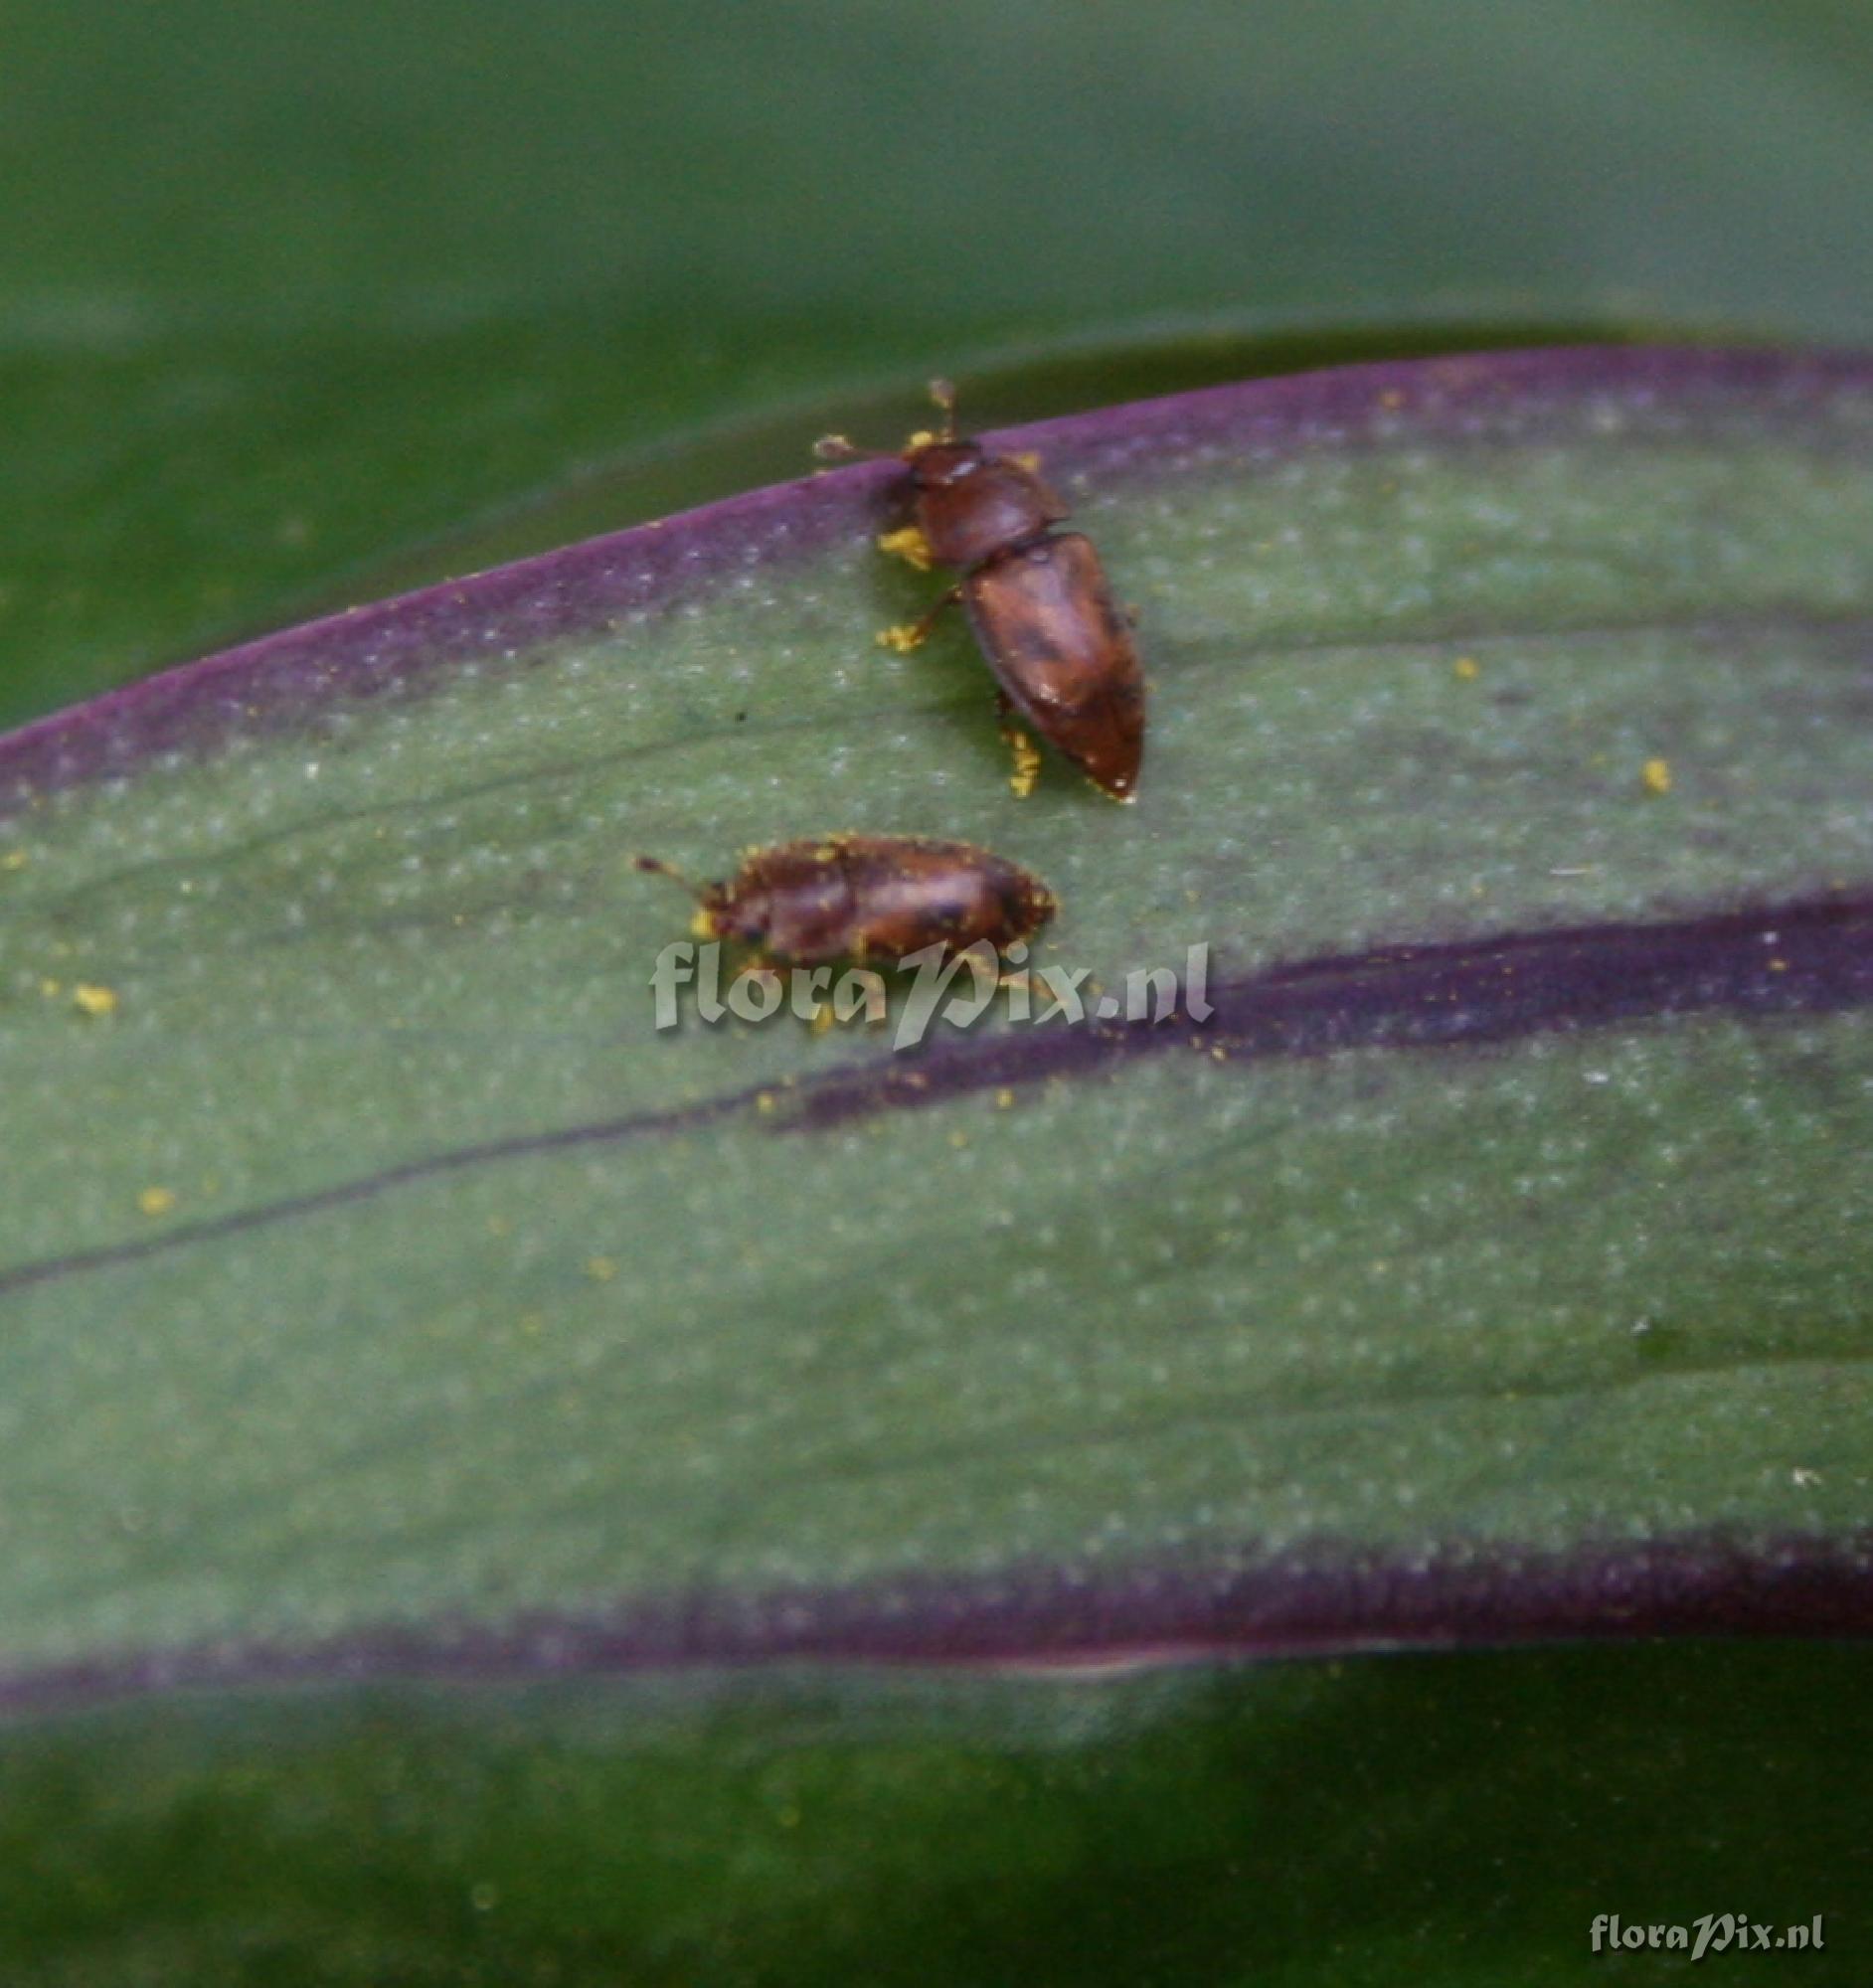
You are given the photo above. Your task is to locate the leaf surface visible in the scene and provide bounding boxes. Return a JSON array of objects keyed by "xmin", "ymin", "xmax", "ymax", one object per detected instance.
[
  {"xmin": 2, "ymin": 347, "xmax": 1869, "ymax": 1695},
  {"xmin": 4, "ymin": 346, "xmax": 1873, "ymax": 1983}
]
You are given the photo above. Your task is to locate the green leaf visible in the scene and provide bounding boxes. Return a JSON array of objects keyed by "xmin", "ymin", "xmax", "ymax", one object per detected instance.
[
  {"xmin": 1, "ymin": 1645, "xmax": 1864, "ymax": 1985},
  {"xmin": 3, "ymin": 347, "xmax": 1870, "ymax": 1977}
]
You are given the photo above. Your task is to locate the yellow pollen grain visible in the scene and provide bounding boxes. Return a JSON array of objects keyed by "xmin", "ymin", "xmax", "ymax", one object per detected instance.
[
  {"xmin": 1452, "ymin": 655, "xmax": 1480, "ymax": 681},
  {"xmin": 876, "ymin": 525, "xmax": 934, "ymax": 573},
  {"xmin": 948, "ymin": 1129, "xmax": 969, "ymax": 1150},
  {"xmin": 756, "ymin": 1091, "xmax": 776, "ymax": 1114},
  {"xmin": 1011, "ymin": 451, "xmax": 1042, "ymax": 472},
  {"xmin": 877, "ymin": 622, "xmax": 926, "ymax": 654},
  {"xmin": 1007, "ymin": 729, "xmax": 1042, "ymax": 799},
  {"xmin": 137, "ymin": 1186, "xmax": 177, "ymax": 1218},
  {"xmin": 72, "ymin": 982, "xmax": 118, "ymax": 1017},
  {"xmin": 1642, "ymin": 756, "xmax": 1672, "ymax": 795},
  {"xmin": 39, "ymin": 978, "xmax": 62, "ymax": 999},
  {"xmin": 585, "ymin": 1255, "xmax": 618, "ymax": 1282},
  {"xmin": 905, "ymin": 428, "xmax": 938, "ymax": 450},
  {"xmin": 995, "ymin": 1087, "xmax": 1015, "ymax": 1108}
]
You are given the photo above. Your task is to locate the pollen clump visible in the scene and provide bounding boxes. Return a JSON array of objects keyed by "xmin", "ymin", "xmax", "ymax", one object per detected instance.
[
  {"xmin": 876, "ymin": 525, "xmax": 935, "ymax": 573},
  {"xmin": 877, "ymin": 622, "xmax": 927, "ymax": 654},
  {"xmin": 73, "ymin": 982, "xmax": 119, "ymax": 1017},
  {"xmin": 1452, "ymin": 655, "xmax": 1480, "ymax": 681},
  {"xmin": 137, "ymin": 1186, "xmax": 177, "ymax": 1217},
  {"xmin": 1007, "ymin": 727, "xmax": 1043, "ymax": 799},
  {"xmin": 1642, "ymin": 756, "xmax": 1673, "ymax": 796}
]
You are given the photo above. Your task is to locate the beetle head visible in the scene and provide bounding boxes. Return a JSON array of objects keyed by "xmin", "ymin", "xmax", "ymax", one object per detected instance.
[
  {"xmin": 904, "ymin": 436, "xmax": 984, "ymax": 489},
  {"xmin": 635, "ymin": 856, "xmax": 754, "ymax": 943},
  {"xmin": 701, "ymin": 884, "xmax": 768, "ymax": 946}
]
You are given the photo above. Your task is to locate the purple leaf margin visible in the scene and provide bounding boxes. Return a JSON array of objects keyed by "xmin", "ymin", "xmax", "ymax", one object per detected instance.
[
  {"xmin": 4, "ymin": 1532, "xmax": 1870, "ymax": 1718},
  {"xmin": 3, "ymin": 343, "xmax": 1870, "ymax": 813}
]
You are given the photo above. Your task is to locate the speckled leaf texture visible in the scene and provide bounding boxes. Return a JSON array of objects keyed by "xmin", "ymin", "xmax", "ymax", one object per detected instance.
[{"xmin": 2, "ymin": 348, "xmax": 1870, "ymax": 1983}]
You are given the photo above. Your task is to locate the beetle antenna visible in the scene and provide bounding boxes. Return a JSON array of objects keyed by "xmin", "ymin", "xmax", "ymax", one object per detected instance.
[
  {"xmin": 928, "ymin": 377, "xmax": 957, "ymax": 440},
  {"xmin": 812, "ymin": 432, "xmax": 890, "ymax": 463},
  {"xmin": 633, "ymin": 854, "xmax": 702, "ymax": 899}
]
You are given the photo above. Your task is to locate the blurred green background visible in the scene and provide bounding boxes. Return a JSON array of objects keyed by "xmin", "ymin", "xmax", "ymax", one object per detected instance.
[
  {"xmin": 6, "ymin": 9, "xmax": 1873, "ymax": 1979},
  {"xmin": 5, "ymin": 0, "xmax": 1873, "ymax": 728}
]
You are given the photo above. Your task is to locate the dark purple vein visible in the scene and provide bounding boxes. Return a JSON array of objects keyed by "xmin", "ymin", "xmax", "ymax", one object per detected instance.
[
  {"xmin": 788, "ymin": 886, "xmax": 1873, "ymax": 1125},
  {"xmin": 1, "ymin": 888, "xmax": 1867, "ymax": 1302},
  {"xmin": 3, "ymin": 1530, "xmax": 1869, "ymax": 1716},
  {"xmin": 0, "ymin": 1082, "xmax": 761, "ymax": 1300}
]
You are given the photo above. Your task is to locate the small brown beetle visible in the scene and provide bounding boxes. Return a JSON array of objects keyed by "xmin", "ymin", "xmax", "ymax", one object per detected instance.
[
  {"xmin": 636, "ymin": 833, "xmax": 1056, "ymax": 967},
  {"xmin": 816, "ymin": 381, "xmax": 1146, "ymax": 802}
]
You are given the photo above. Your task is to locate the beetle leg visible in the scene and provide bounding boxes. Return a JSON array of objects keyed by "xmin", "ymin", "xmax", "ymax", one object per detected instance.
[
  {"xmin": 877, "ymin": 585, "xmax": 962, "ymax": 654},
  {"xmin": 995, "ymin": 691, "xmax": 1043, "ymax": 799},
  {"xmin": 812, "ymin": 433, "xmax": 894, "ymax": 464}
]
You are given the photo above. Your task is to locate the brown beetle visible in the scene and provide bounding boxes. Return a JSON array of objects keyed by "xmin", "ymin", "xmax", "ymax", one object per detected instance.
[
  {"xmin": 635, "ymin": 833, "xmax": 1055, "ymax": 967},
  {"xmin": 816, "ymin": 381, "xmax": 1145, "ymax": 802}
]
